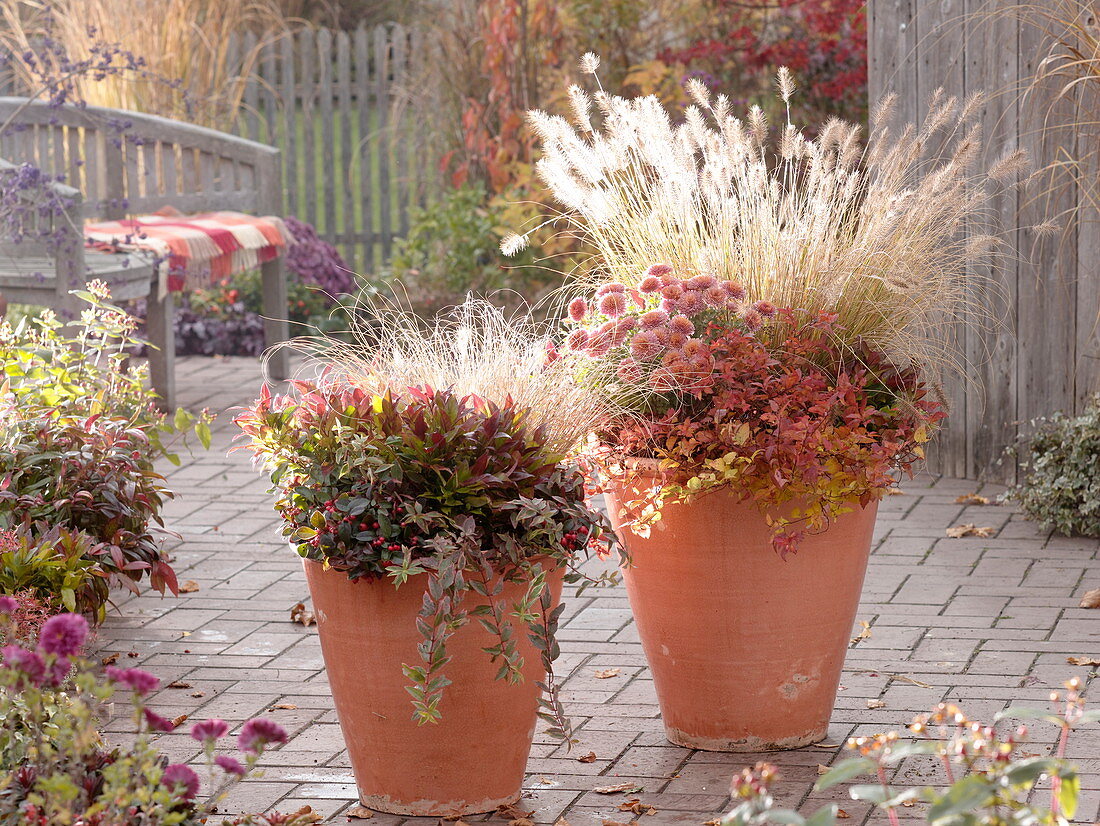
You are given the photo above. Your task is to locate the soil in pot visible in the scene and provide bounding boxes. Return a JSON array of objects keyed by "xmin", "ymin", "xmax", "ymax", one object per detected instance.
[
  {"xmin": 604, "ymin": 470, "xmax": 877, "ymax": 752},
  {"xmin": 303, "ymin": 558, "xmax": 564, "ymax": 815}
]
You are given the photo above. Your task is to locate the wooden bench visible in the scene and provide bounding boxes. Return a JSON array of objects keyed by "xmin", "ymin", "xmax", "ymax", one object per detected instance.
[{"xmin": 0, "ymin": 98, "xmax": 290, "ymax": 409}]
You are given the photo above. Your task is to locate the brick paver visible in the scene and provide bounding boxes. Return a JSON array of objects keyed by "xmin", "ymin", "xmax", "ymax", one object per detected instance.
[{"xmin": 98, "ymin": 356, "xmax": 1100, "ymax": 825}]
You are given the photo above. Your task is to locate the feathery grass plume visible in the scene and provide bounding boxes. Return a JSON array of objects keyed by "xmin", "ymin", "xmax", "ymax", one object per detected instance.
[
  {"xmin": 293, "ymin": 297, "xmax": 614, "ymax": 459},
  {"xmin": 524, "ymin": 59, "xmax": 1024, "ymax": 377}
]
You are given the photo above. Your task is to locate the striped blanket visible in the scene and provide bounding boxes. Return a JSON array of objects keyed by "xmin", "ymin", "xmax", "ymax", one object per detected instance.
[{"xmin": 84, "ymin": 209, "xmax": 293, "ymax": 295}]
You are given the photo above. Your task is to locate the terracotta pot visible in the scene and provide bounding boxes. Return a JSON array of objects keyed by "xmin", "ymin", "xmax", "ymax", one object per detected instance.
[
  {"xmin": 603, "ymin": 466, "xmax": 878, "ymax": 751},
  {"xmin": 302, "ymin": 557, "xmax": 563, "ymax": 815}
]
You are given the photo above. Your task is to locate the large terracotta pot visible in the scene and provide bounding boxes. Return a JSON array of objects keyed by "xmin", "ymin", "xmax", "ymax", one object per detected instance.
[
  {"xmin": 303, "ymin": 557, "xmax": 564, "ymax": 815},
  {"xmin": 603, "ymin": 467, "xmax": 878, "ymax": 751}
]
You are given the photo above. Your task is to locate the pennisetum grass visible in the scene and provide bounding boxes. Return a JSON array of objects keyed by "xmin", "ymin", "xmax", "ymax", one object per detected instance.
[{"xmin": 506, "ymin": 56, "xmax": 1029, "ymax": 378}]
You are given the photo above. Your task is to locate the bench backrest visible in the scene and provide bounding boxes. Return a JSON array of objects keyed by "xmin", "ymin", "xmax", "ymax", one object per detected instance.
[{"xmin": 0, "ymin": 98, "xmax": 281, "ymax": 221}]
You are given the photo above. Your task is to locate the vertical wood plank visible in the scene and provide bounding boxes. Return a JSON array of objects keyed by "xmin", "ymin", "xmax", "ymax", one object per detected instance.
[
  {"xmin": 337, "ymin": 29, "xmax": 355, "ymax": 270},
  {"xmin": 392, "ymin": 24, "xmax": 410, "ymax": 239},
  {"xmin": 318, "ymin": 27, "xmax": 336, "ymax": 241},
  {"xmin": 281, "ymin": 32, "xmax": 298, "ymax": 218},
  {"xmin": 261, "ymin": 38, "xmax": 278, "ymax": 147},
  {"xmin": 356, "ymin": 24, "xmax": 374, "ymax": 272},
  {"xmin": 374, "ymin": 24, "xmax": 392, "ymax": 261},
  {"xmin": 162, "ymin": 142, "xmax": 179, "ymax": 198},
  {"xmin": 1075, "ymin": 89, "xmax": 1100, "ymax": 407},
  {"xmin": 299, "ymin": 28, "xmax": 316, "ymax": 228},
  {"xmin": 243, "ymin": 30, "xmax": 261, "ymax": 142}
]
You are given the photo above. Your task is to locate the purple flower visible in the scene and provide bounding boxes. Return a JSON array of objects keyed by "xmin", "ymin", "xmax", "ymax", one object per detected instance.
[
  {"xmin": 161, "ymin": 763, "xmax": 200, "ymax": 801},
  {"xmin": 2, "ymin": 645, "xmax": 45, "ymax": 685},
  {"xmin": 237, "ymin": 718, "xmax": 288, "ymax": 754},
  {"xmin": 190, "ymin": 718, "xmax": 229, "ymax": 744},
  {"xmin": 143, "ymin": 708, "xmax": 176, "ymax": 732},
  {"xmin": 106, "ymin": 666, "xmax": 159, "ymax": 695},
  {"xmin": 214, "ymin": 754, "xmax": 247, "ymax": 776},
  {"xmin": 43, "ymin": 656, "xmax": 73, "ymax": 688},
  {"xmin": 0, "ymin": 595, "xmax": 17, "ymax": 615},
  {"xmin": 37, "ymin": 613, "xmax": 88, "ymax": 656}
]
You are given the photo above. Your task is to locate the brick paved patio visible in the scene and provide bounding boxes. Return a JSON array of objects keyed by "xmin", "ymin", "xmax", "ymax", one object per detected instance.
[{"xmin": 99, "ymin": 356, "xmax": 1100, "ymax": 825}]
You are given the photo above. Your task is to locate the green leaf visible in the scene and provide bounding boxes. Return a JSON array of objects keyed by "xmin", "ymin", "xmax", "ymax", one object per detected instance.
[
  {"xmin": 1058, "ymin": 770, "xmax": 1079, "ymax": 820},
  {"xmin": 196, "ymin": 421, "xmax": 212, "ymax": 450},
  {"xmin": 764, "ymin": 810, "xmax": 805, "ymax": 826},
  {"xmin": 815, "ymin": 759, "xmax": 876, "ymax": 791},
  {"xmin": 1002, "ymin": 757, "xmax": 1062, "ymax": 787},
  {"xmin": 994, "ymin": 706, "xmax": 1068, "ymax": 726},
  {"xmin": 173, "ymin": 407, "xmax": 191, "ymax": 431},
  {"xmin": 803, "ymin": 804, "xmax": 837, "ymax": 826},
  {"xmin": 928, "ymin": 775, "xmax": 994, "ymax": 823},
  {"xmin": 849, "ymin": 785, "xmax": 922, "ymax": 808},
  {"xmin": 61, "ymin": 587, "xmax": 76, "ymax": 612}
]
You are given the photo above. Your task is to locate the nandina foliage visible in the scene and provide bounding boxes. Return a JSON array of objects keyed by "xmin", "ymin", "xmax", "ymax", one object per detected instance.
[
  {"xmin": 235, "ymin": 380, "xmax": 613, "ymax": 731},
  {"xmin": 563, "ymin": 265, "xmax": 944, "ymax": 555}
]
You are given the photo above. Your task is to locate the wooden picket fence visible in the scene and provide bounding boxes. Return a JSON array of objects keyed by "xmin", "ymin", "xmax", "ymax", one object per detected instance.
[{"xmin": 0, "ymin": 23, "xmax": 432, "ymax": 275}]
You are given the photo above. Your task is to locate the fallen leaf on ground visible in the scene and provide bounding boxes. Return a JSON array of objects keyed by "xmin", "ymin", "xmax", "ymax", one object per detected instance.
[
  {"xmin": 179, "ymin": 580, "xmax": 200, "ymax": 593},
  {"xmin": 704, "ymin": 821, "xmax": 722, "ymax": 826},
  {"xmin": 510, "ymin": 818, "xmax": 535, "ymax": 826},
  {"xmin": 885, "ymin": 488, "xmax": 906, "ymax": 496},
  {"xmin": 837, "ymin": 810, "xmax": 851, "ymax": 819},
  {"xmin": 600, "ymin": 820, "xmax": 636, "ymax": 826},
  {"xmin": 496, "ymin": 804, "xmax": 534, "ymax": 820},
  {"xmin": 1067, "ymin": 656, "xmax": 1100, "ymax": 667},
  {"xmin": 619, "ymin": 799, "xmax": 657, "ymax": 816},
  {"xmin": 166, "ymin": 681, "xmax": 192, "ymax": 689},
  {"xmin": 867, "ymin": 699, "xmax": 886, "ymax": 709},
  {"xmin": 1080, "ymin": 588, "xmax": 1100, "ymax": 609},
  {"xmin": 577, "ymin": 751, "xmax": 597, "ymax": 763},
  {"xmin": 171, "ymin": 714, "xmax": 189, "ymax": 727},
  {"xmin": 270, "ymin": 703, "xmax": 298, "ymax": 710},
  {"xmin": 346, "ymin": 805, "xmax": 374, "ymax": 819},
  {"xmin": 901, "ymin": 800, "xmax": 916, "ymax": 808},
  {"xmin": 290, "ymin": 602, "xmax": 316, "ymax": 627},
  {"xmin": 594, "ymin": 668, "xmax": 621, "ymax": 679},
  {"xmin": 955, "ymin": 493, "xmax": 990, "ymax": 505},
  {"xmin": 594, "ymin": 782, "xmax": 643, "ymax": 794},
  {"xmin": 810, "ymin": 743, "xmax": 842, "ymax": 749},
  {"xmin": 817, "ymin": 764, "xmax": 830, "ymax": 775},
  {"xmin": 946, "ymin": 524, "xmax": 996, "ymax": 538},
  {"xmin": 287, "ymin": 807, "xmax": 322, "ymax": 824},
  {"xmin": 850, "ymin": 621, "xmax": 871, "ymax": 646},
  {"xmin": 553, "ymin": 820, "xmax": 570, "ymax": 826},
  {"xmin": 890, "ymin": 675, "xmax": 933, "ymax": 688},
  {"xmin": 101, "ymin": 653, "xmax": 120, "ymax": 666},
  {"xmin": 190, "ymin": 691, "xmax": 205, "ymax": 698}
]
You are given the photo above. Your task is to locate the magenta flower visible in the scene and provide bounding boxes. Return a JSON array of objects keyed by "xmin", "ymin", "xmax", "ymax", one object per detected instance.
[
  {"xmin": 162, "ymin": 763, "xmax": 201, "ymax": 801},
  {"xmin": 594, "ymin": 282, "xmax": 626, "ymax": 297},
  {"xmin": 215, "ymin": 754, "xmax": 247, "ymax": 776},
  {"xmin": 742, "ymin": 308, "xmax": 764, "ymax": 331},
  {"xmin": 43, "ymin": 657, "xmax": 73, "ymax": 688},
  {"xmin": 37, "ymin": 614, "xmax": 88, "ymax": 657},
  {"xmin": 585, "ymin": 330, "xmax": 612, "ymax": 357},
  {"xmin": 677, "ymin": 291, "xmax": 706, "ymax": 316},
  {"xmin": 685, "ymin": 274, "xmax": 718, "ymax": 290},
  {"xmin": 0, "ymin": 595, "xmax": 17, "ymax": 615},
  {"xmin": 637, "ymin": 275, "xmax": 662, "ymax": 293},
  {"xmin": 566, "ymin": 328, "xmax": 590, "ymax": 351},
  {"xmin": 191, "ymin": 718, "xmax": 229, "ymax": 743},
  {"xmin": 144, "ymin": 708, "xmax": 176, "ymax": 732},
  {"xmin": 753, "ymin": 300, "xmax": 778, "ymax": 318},
  {"xmin": 598, "ymin": 291, "xmax": 629, "ymax": 318},
  {"xmin": 669, "ymin": 314, "xmax": 695, "ymax": 337},
  {"xmin": 722, "ymin": 281, "xmax": 747, "ymax": 301},
  {"xmin": 629, "ymin": 330, "xmax": 664, "ymax": 360},
  {"xmin": 2, "ymin": 644, "xmax": 45, "ymax": 685},
  {"xmin": 646, "ymin": 263, "xmax": 673, "ymax": 278},
  {"xmin": 238, "ymin": 718, "xmax": 288, "ymax": 754},
  {"xmin": 106, "ymin": 666, "xmax": 160, "ymax": 696},
  {"xmin": 639, "ymin": 309, "xmax": 669, "ymax": 330},
  {"xmin": 567, "ymin": 297, "xmax": 588, "ymax": 322}
]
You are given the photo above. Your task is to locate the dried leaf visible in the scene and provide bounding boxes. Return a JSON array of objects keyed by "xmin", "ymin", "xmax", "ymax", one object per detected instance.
[
  {"xmin": 817, "ymin": 764, "xmax": 830, "ymax": 775},
  {"xmin": 287, "ymin": 806, "xmax": 322, "ymax": 824},
  {"xmin": 496, "ymin": 804, "xmax": 534, "ymax": 820},
  {"xmin": 837, "ymin": 810, "xmax": 851, "ymax": 819},
  {"xmin": 901, "ymin": 800, "xmax": 916, "ymax": 808},
  {"xmin": 594, "ymin": 782, "xmax": 643, "ymax": 794},
  {"xmin": 946, "ymin": 524, "xmax": 996, "ymax": 538},
  {"xmin": 619, "ymin": 799, "xmax": 657, "ymax": 816},
  {"xmin": 346, "ymin": 805, "xmax": 374, "ymax": 819},
  {"xmin": 290, "ymin": 602, "xmax": 316, "ymax": 627},
  {"xmin": 100, "ymin": 653, "xmax": 120, "ymax": 666},
  {"xmin": 1079, "ymin": 588, "xmax": 1100, "ymax": 609},
  {"xmin": 271, "ymin": 703, "xmax": 299, "ymax": 710},
  {"xmin": 166, "ymin": 681, "xmax": 192, "ymax": 689},
  {"xmin": 885, "ymin": 488, "xmax": 906, "ymax": 496},
  {"xmin": 866, "ymin": 699, "xmax": 886, "ymax": 709},
  {"xmin": 553, "ymin": 819, "xmax": 571, "ymax": 826},
  {"xmin": 510, "ymin": 819, "xmax": 535, "ymax": 826},
  {"xmin": 594, "ymin": 668, "xmax": 621, "ymax": 679},
  {"xmin": 601, "ymin": 820, "xmax": 636, "ymax": 826},
  {"xmin": 1067, "ymin": 656, "xmax": 1100, "ymax": 666},
  {"xmin": 190, "ymin": 691, "xmax": 206, "ymax": 698},
  {"xmin": 850, "ymin": 621, "xmax": 871, "ymax": 646},
  {"xmin": 704, "ymin": 821, "xmax": 722, "ymax": 826},
  {"xmin": 577, "ymin": 751, "xmax": 597, "ymax": 763},
  {"xmin": 171, "ymin": 714, "xmax": 189, "ymax": 727},
  {"xmin": 179, "ymin": 580, "xmax": 200, "ymax": 593},
  {"xmin": 955, "ymin": 493, "xmax": 990, "ymax": 505}
]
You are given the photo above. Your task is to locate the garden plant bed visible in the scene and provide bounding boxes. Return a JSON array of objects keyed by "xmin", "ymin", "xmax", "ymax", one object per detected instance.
[{"xmin": 97, "ymin": 355, "xmax": 1100, "ymax": 825}]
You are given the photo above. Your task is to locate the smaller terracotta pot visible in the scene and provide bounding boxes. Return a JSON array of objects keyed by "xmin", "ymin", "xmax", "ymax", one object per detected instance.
[{"xmin": 303, "ymin": 558, "xmax": 563, "ymax": 816}]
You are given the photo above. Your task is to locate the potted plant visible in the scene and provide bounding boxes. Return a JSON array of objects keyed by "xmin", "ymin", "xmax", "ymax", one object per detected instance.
[
  {"xmin": 234, "ymin": 301, "xmax": 615, "ymax": 816},
  {"xmin": 505, "ymin": 59, "xmax": 1021, "ymax": 751}
]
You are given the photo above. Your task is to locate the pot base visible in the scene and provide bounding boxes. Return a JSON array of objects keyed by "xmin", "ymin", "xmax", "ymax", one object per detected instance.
[
  {"xmin": 360, "ymin": 790, "xmax": 520, "ymax": 817},
  {"xmin": 665, "ymin": 725, "xmax": 828, "ymax": 752}
]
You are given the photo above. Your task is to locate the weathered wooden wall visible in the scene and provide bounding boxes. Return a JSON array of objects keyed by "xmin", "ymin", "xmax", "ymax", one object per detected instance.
[{"xmin": 869, "ymin": 0, "xmax": 1100, "ymax": 480}]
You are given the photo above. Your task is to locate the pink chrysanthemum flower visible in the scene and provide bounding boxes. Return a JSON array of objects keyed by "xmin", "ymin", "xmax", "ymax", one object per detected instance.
[
  {"xmin": 650, "ymin": 371, "xmax": 679, "ymax": 392},
  {"xmin": 685, "ymin": 274, "xmax": 718, "ymax": 290},
  {"xmin": 647, "ymin": 263, "xmax": 673, "ymax": 278},
  {"xmin": 238, "ymin": 718, "xmax": 288, "ymax": 755},
  {"xmin": 742, "ymin": 308, "xmax": 764, "ymax": 331},
  {"xmin": 0, "ymin": 595, "xmax": 16, "ymax": 615},
  {"xmin": 616, "ymin": 316, "xmax": 638, "ymax": 334},
  {"xmin": 652, "ymin": 326, "xmax": 671, "ymax": 345},
  {"xmin": 38, "ymin": 614, "xmax": 87, "ymax": 657},
  {"xmin": 162, "ymin": 764, "xmax": 200, "ymax": 801},
  {"xmin": 617, "ymin": 358, "xmax": 644, "ymax": 382},
  {"xmin": 3, "ymin": 645, "xmax": 44, "ymax": 685},
  {"xmin": 566, "ymin": 329, "xmax": 590, "ymax": 351},
  {"xmin": 586, "ymin": 330, "xmax": 612, "ymax": 356},
  {"xmin": 568, "ymin": 297, "xmax": 588, "ymax": 322},
  {"xmin": 753, "ymin": 300, "xmax": 778, "ymax": 318},
  {"xmin": 677, "ymin": 291, "xmax": 706, "ymax": 316},
  {"xmin": 660, "ymin": 283, "xmax": 684, "ymax": 301},
  {"xmin": 608, "ymin": 320, "xmax": 633, "ymax": 347},
  {"xmin": 144, "ymin": 708, "xmax": 176, "ymax": 733},
  {"xmin": 669, "ymin": 314, "xmax": 695, "ymax": 337},
  {"xmin": 681, "ymin": 339, "xmax": 707, "ymax": 358},
  {"xmin": 722, "ymin": 281, "xmax": 747, "ymax": 301},
  {"xmin": 704, "ymin": 285, "xmax": 728, "ymax": 307},
  {"xmin": 598, "ymin": 291, "xmax": 629, "ymax": 318},
  {"xmin": 191, "ymin": 718, "xmax": 230, "ymax": 743},
  {"xmin": 666, "ymin": 330, "xmax": 687, "ymax": 348},
  {"xmin": 638, "ymin": 275, "xmax": 662, "ymax": 293},
  {"xmin": 106, "ymin": 666, "xmax": 160, "ymax": 696},
  {"xmin": 215, "ymin": 755, "xmax": 247, "ymax": 776},
  {"xmin": 595, "ymin": 282, "xmax": 627, "ymax": 297},
  {"xmin": 629, "ymin": 330, "xmax": 663, "ymax": 360},
  {"xmin": 639, "ymin": 309, "xmax": 669, "ymax": 329}
]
